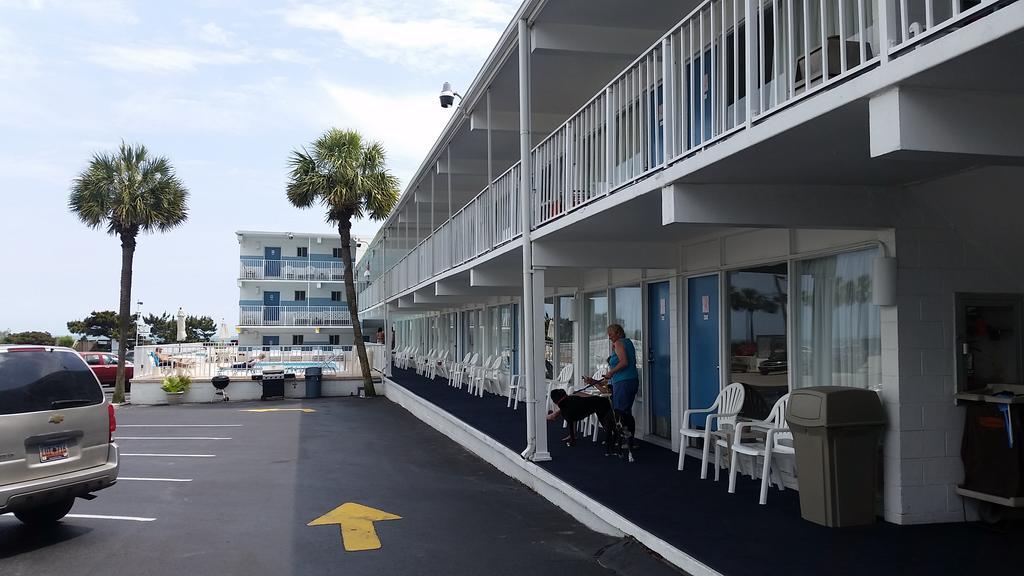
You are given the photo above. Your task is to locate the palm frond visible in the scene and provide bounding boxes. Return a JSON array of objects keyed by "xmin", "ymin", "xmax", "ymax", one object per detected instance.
[{"xmin": 69, "ymin": 142, "xmax": 190, "ymax": 238}]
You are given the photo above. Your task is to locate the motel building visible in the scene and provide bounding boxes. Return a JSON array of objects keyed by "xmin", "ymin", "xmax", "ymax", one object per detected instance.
[
  {"xmin": 352, "ymin": 0, "xmax": 1024, "ymax": 573},
  {"xmin": 236, "ymin": 231, "xmax": 372, "ymax": 348}
]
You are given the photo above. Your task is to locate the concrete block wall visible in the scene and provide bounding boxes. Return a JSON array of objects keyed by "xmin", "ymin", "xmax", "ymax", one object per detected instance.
[{"xmin": 891, "ymin": 166, "xmax": 1024, "ymax": 523}]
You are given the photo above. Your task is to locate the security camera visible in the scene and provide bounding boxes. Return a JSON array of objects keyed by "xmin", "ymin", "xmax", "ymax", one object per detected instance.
[
  {"xmin": 439, "ymin": 82, "xmax": 461, "ymax": 108},
  {"xmin": 287, "ymin": 232, "xmax": 294, "ymax": 239}
]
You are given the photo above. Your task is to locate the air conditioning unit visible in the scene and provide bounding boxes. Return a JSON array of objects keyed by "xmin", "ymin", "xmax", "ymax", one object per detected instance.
[{"xmin": 908, "ymin": 21, "xmax": 924, "ymax": 38}]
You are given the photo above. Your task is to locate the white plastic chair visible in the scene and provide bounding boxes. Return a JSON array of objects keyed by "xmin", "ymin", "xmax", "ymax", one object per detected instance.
[
  {"xmin": 452, "ymin": 353, "xmax": 472, "ymax": 389},
  {"xmin": 729, "ymin": 394, "xmax": 794, "ymax": 504},
  {"xmin": 468, "ymin": 355, "xmax": 495, "ymax": 397},
  {"xmin": 546, "ymin": 364, "xmax": 574, "ymax": 410},
  {"xmin": 677, "ymin": 382, "xmax": 746, "ymax": 480}
]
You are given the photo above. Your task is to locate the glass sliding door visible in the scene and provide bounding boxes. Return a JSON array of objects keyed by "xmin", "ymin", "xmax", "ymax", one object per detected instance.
[
  {"xmin": 794, "ymin": 248, "xmax": 881, "ymax": 390},
  {"xmin": 613, "ymin": 286, "xmax": 643, "ymax": 383},
  {"xmin": 585, "ymin": 291, "xmax": 609, "ymax": 379},
  {"xmin": 727, "ymin": 263, "xmax": 789, "ymax": 420},
  {"xmin": 545, "ymin": 299, "xmax": 555, "ymax": 379},
  {"xmin": 558, "ymin": 295, "xmax": 575, "ymax": 381}
]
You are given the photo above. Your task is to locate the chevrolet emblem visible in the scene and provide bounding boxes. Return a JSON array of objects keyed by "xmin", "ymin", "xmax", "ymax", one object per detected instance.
[{"xmin": 49, "ymin": 414, "xmax": 65, "ymax": 424}]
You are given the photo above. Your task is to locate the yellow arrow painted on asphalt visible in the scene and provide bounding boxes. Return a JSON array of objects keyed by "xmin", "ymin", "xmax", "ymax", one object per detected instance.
[
  {"xmin": 307, "ymin": 503, "xmax": 401, "ymax": 551},
  {"xmin": 239, "ymin": 408, "xmax": 316, "ymax": 413}
]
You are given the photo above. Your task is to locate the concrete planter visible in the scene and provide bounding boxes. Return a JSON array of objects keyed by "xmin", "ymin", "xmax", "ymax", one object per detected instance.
[
  {"xmin": 130, "ymin": 377, "xmax": 385, "ymax": 405},
  {"xmin": 165, "ymin": 391, "xmax": 185, "ymax": 405}
]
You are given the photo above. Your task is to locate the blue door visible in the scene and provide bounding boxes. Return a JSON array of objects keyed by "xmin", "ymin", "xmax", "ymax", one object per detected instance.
[
  {"xmin": 688, "ymin": 275, "xmax": 719, "ymax": 429},
  {"xmin": 262, "ymin": 336, "xmax": 279, "ymax": 348},
  {"xmin": 264, "ymin": 247, "xmax": 281, "ymax": 277},
  {"xmin": 263, "ymin": 291, "xmax": 280, "ymax": 323},
  {"xmin": 648, "ymin": 281, "xmax": 672, "ymax": 438},
  {"xmin": 687, "ymin": 47, "xmax": 715, "ymax": 147}
]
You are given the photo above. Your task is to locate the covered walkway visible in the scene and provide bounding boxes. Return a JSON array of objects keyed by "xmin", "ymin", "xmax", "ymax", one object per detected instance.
[{"xmin": 388, "ymin": 367, "xmax": 1016, "ymax": 576}]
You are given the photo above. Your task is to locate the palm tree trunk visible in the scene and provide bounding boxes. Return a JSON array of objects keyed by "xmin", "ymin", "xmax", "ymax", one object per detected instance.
[
  {"xmin": 114, "ymin": 233, "xmax": 136, "ymax": 404},
  {"xmin": 340, "ymin": 220, "xmax": 374, "ymax": 395}
]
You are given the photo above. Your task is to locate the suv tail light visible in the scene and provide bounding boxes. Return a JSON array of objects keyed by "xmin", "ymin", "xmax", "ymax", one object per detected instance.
[{"xmin": 108, "ymin": 403, "xmax": 117, "ymax": 443}]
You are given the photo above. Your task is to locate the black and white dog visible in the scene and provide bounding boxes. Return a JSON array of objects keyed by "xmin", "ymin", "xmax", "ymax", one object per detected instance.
[{"xmin": 548, "ymin": 389, "xmax": 634, "ymax": 461}]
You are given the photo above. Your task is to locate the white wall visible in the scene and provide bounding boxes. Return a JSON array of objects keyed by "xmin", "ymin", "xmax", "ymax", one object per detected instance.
[{"xmin": 888, "ymin": 165, "xmax": 1024, "ymax": 524}]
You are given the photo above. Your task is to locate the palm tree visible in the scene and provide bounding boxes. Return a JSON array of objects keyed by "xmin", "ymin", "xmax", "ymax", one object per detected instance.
[
  {"xmin": 730, "ymin": 287, "xmax": 779, "ymax": 344},
  {"xmin": 69, "ymin": 143, "xmax": 189, "ymax": 403},
  {"xmin": 286, "ymin": 129, "xmax": 399, "ymax": 396}
]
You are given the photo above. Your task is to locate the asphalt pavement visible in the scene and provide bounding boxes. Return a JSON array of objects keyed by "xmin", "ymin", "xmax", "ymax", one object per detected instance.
[{"xmin": 0, "ymin": 396, "xmax": 648, "ymax": 576}]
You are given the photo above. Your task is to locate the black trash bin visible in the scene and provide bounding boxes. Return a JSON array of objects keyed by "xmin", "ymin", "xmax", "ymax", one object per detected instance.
[{"xmin": 304, "ymin": 367, "xmax": 323, "ymax": 399}]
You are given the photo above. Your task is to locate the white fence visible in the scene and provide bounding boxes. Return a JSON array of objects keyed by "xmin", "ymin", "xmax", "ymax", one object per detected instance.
[
  {"xmin": 238, "ymin": 305, "xmax": 352, "ymax": 327},
  {"xmin": 356, "ymin": 0, "xmax": 1011, "ymax": 311},
  {"xmin": 240, "ymin": 258, "xmax": 345, "ymax": 281},
  {"xmin": 134, "ymin": 343, "xmax": 386, "ymax": 379}
]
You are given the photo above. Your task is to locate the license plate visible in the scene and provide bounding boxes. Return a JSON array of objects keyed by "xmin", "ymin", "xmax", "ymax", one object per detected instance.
[{"xmin": 39, "ymin": 442, "xmax": 69, "ymax": 463}]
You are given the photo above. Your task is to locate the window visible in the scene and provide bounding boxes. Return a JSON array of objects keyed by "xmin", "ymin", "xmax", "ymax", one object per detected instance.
[
  {"xmin": 728, "ymin": 263, "xmax": 789, "ymax": 419},
  {"xmin": 794, "ymin": 248, "xmax": 881, "ymax": 391},
  {"xmin": 331, "ymin": 291, "xmax": 342, "ymax": 302},
  {"xmin": 294, "ymin": 291, "xmax": 306, "ymax": 302},
  {"xmin": 0, "ymin": 350, "xmax": 103, "ymax": 415},
  {"xmin": 297, "ymin": 247, "xmax": 308, "ymax": 257},
  {"xmin": 329, "ymin": 335, "xmax": 340, "ymax": 345},
  {"xmin": 585, "ymin": 291, "xmax": 609, "ymax": 378},
  {"xmin": 84, "ymin": 354, "xmax": 101, "ymax": 365},
  {"xmin": 292, "ymin": 335, "xmax": 304, "ymax": 346},
  {"xmin": 332, "ymin": 248, "xmax": 342, "ymax": 258}
]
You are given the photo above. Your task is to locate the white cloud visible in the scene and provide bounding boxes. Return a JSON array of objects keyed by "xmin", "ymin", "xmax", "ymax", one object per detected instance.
[
  {"xmin": 0, "ymin": 0, "xmax": 138, "ymax": 25},
  {"xmin": 85, "ymin": 44, "xmax": 251, "ymax": 72},
  {"xmin": 282, "ymin": 1, "xmax": 517, "ymax": 71},
  {"xmin": 318, "ymin": 81, "xmax": 456, "ymax": 185},
  {"xmin": 198, "ymin": 22, "xmax": 233, "ymax": 47}
]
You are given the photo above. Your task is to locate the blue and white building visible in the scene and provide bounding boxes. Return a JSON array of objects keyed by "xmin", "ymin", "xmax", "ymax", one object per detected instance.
[
  {"xmin": 353, "ymin": 0, "xmax": 1024, "ymax": 532},
  {"xmin": 236, "ymin": 230, "xmax": 371, "ymax": 348}
]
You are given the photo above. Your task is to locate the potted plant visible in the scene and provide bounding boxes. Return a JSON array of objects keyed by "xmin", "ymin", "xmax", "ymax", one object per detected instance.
[{"xmin": 161, "ymin": 375, "xmax": 191, "ymax": 405}]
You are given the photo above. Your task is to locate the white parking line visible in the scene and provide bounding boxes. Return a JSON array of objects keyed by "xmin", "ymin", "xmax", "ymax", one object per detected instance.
[
  {"xmin": 67, "ymin": 514, "xmax": 156, "ymax": 522},
  {"xmin": 118, "ymin": 425, "xmax": 242, "ymax": 428},
  {"xmin": 119, "ymin": 477, "xmax": 193, "ymax": 482},
  {"xmin": 115, "ymin": 437, "xmax": 232, "ymax": 440},
  {"xmin": 2, "ymin": 513, "xmax": 156, "ymax": 522},
  {"xmin": 120, "ymin": 453, "xmax": 216, "ymax": 458}
]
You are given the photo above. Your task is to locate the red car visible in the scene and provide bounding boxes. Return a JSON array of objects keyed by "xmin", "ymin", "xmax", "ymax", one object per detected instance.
[{"xmin": 81, "ymin": 352, "xmax": 133, "ymax": 389}]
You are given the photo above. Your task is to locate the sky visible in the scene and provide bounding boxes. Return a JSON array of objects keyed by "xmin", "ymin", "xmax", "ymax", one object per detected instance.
[{"xmin": 0, "ymin": 0, "xmax": 520, "ymax": 336}]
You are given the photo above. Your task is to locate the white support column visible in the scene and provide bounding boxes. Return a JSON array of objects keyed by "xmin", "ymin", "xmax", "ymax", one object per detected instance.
[{"xmin": 519, "ymin": 18, "xmax": 549, "ymax": 462}]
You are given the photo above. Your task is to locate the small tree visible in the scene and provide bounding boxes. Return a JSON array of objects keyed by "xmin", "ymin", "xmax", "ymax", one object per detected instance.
[
  {"xmin": 56, "ymin": 335, "xmax": 76, "ymax": 347},
  {"xmin": 68, "ymin": 310, "xmax": 136, "ymax": 342},
  {"xmin": 286, "ymin": 129, "xmax": 399, "ymax": 396},
  {"xmin": 69, "ymin": 143, "xmax": 189, "ymax": 403},
  {"xmin": 6, "ymin": 331, "xmax": 57, "ymax": 345}
]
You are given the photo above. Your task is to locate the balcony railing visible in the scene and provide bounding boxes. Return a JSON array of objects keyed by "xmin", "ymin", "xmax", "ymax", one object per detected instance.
[
  {"xmin": 239, "ymin": 305, "xmax": 353, "ymax": 327},
  {"xmin": 357, "ymin": 0, "xmax": 1010, "ymax": 311},
  {"xmin": 240, "ymin": 258, "xmax": 345, "ymax": 281}
]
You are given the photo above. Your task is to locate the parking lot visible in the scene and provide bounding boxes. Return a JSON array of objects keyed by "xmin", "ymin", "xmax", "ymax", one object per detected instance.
[{"xmin": 1, "ymin": 397, "xmax": 632, "ymax": 576}]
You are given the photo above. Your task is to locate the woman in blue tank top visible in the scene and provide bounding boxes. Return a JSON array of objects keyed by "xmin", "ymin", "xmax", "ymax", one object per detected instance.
[{"xmin": 582, "ymin": 323, "xmax": 639, "ymax": 457}]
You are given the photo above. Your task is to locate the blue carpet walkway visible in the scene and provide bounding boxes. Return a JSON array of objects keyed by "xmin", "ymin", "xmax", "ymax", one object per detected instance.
[{"xmin": 389, "ymin": 367, "xmax": 1015, "ymax": 576}]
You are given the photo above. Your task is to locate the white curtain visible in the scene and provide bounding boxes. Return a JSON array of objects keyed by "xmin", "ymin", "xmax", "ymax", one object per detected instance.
[{"xmin": 796, "ymin": 248, "xmax": 881, "ymax": 389}]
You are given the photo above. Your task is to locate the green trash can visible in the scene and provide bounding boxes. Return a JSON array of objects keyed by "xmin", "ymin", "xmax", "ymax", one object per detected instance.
[
  {"xmin": 304, "ymin": 367, "xmax": 323, "ymax": 399},
  {"xmin": 786, "ymin": 387, "xmax": 886, "ymax": 527}
]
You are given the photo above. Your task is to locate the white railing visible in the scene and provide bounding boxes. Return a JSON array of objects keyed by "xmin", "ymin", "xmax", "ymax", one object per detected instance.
[
  {"xmin": 238, "ymin": 305, "xmax": 352, "ymax": 327},
  {"xmin": 240, "ymin": 258, "xmax": 345, "ymax": 281},
  {"xmin": 134, "ymin": 343, "xmax": 386, "ymax": 379},
  {"xmin": 888, "ymin": 0, "xmax": 999, "ymax": 53},
  {"xmin": 355, "ymin": 0, "xmax": 1013, "ymax": 310}
]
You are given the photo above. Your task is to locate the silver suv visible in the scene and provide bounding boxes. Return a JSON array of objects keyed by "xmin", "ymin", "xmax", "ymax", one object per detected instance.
[{"xmin": 0, "ymin": 345, "xmax": 119, "ymax": 526}]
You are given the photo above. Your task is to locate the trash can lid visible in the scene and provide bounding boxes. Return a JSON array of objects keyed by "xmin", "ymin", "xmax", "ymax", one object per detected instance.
[
  {"xmin": 305, "ymin": 366, "xmax": 322, "ymax": 376},
  {"xmin": 786, "ymin": 386, "xmax": 886, "ymax": 428}
]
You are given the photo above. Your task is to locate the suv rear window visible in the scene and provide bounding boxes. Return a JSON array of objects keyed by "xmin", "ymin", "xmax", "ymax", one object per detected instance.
[{"xmin": 0, "ymin": 350, "xmax": 103, "ymax": 415}]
